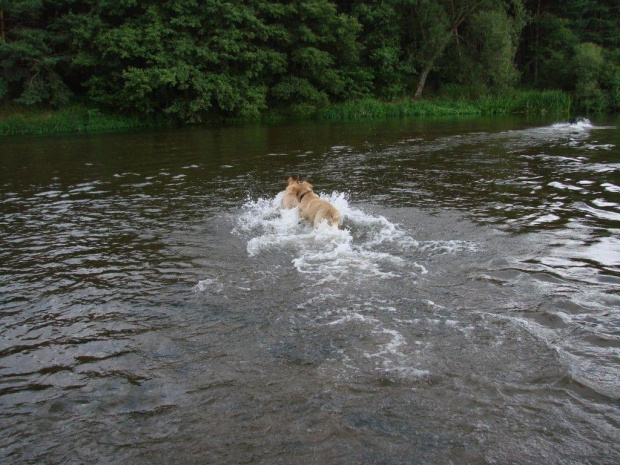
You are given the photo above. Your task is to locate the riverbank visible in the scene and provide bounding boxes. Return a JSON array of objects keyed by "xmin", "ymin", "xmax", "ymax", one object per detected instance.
[
  {"xmin": 313, "ymin": 90, "xmax": 572, "ymax": 120},
  {"xmin": 0, "ymin": 105, "xmax": 167, "ymax": 137},
  {"xmin": 0, "ymin": 91, "xmax": 572, "ymax": 137}
]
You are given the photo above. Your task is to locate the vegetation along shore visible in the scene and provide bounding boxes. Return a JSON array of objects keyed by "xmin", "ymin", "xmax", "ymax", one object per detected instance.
[{"xmin": 0, "ymin": 1, "xmax": 617, "ymax": 136}]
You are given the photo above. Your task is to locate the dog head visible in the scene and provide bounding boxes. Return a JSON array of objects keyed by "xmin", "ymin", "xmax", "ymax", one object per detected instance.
[
  {"xmin": 286, "ymin": 175, "xmax": 300, "ymax": 186},
  {"xmin": 284, "ymin": 175, "xmax": 302, "ymax": 193},
  {"xmin": 296, "ymin": 180, "xmax": 313, "ymax": 200}
]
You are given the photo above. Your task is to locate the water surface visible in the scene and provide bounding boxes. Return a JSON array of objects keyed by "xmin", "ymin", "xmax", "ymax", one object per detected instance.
[{"xmin": 1, "ymin": 116, "xmax": 619, "ymax": 463}]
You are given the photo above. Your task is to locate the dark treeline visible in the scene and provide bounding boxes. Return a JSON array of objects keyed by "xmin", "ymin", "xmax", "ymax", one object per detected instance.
[{"xmin": 0, "ymin": 0, "xmax": 618, "ymax": 123}]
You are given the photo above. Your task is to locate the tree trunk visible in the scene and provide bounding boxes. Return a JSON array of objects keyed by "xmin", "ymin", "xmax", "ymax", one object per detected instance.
[
  {"xmin": 533, "ymin": 0, "xmax": 541, "ymax": 86},
  {"xmin": 412, "ymin": 1, "xmax": 484, "ymax": 100},
  {"xmin": 413, "ymin": 35, "xmax": 452, "ymax": 100},
  {"xmin": 413, "ymin": 64, "xmax": 432, "ymax": 99},
  {"xmin": 0, "ymin": 10, "xmax": 5, "ymax": 43}
]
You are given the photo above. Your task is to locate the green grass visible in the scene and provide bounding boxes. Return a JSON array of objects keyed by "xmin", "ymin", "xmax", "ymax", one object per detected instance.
[
  {"xmin": 0, "ymin": 90, "xmax": 572, "ymax": 136},
  {"xmin": 313, "ymin": 90, "xmax": 572, "ymax": 121},
  {"xmin": 0, "ymin": 104, "xmax": 167, "ymax": 137},
  {"xmin": 474, "ymin": 90, "xmax": 572, "ymax": 114},
  {"xmin": 313, "ymin": 98, "xmax": 478, "ymax": 120}
]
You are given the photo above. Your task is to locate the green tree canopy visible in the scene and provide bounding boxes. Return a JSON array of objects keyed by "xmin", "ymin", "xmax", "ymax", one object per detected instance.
[{"xmin": 1, "ymin": 0, "xmax": 619, "ymax": 117}]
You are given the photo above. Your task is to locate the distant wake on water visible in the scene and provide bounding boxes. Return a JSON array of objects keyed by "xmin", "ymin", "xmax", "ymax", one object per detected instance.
[{"xmin": 554, "ymin": 117, "xmax": 593, "ymax": 130}]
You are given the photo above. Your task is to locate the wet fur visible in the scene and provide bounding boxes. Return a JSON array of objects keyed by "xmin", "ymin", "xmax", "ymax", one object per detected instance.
[
  {"xmin": 281, "ymin": 176, "xmax": 300, "ymax": 209},
  {"xmin": 294, "ymin": 180, "xmax": 342, "ymax": 228}
]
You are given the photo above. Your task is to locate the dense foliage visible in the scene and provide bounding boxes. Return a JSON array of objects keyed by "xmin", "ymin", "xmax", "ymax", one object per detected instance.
[{"xmin": 1, "ymin": 0, "xmax": 618, "ymax": 122}]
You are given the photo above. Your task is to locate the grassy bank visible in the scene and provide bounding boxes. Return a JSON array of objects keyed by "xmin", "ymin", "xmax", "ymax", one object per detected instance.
[
  {"xmin": 312, "ymin": 90, "xmax": 572, "ymax": 120},
  {"xmin": 1, "ymin": 91, "xmax": 572, "ymax": 136},
  {"xmin": 0, "ymin": 105, "xmax": 166, "ymax": 137}
]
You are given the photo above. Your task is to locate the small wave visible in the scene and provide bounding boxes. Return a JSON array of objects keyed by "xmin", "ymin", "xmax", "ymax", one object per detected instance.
[
  {"xmin": 577, "ymin": 203, "xmax": 620, "ymax": 222},
  {"xmin": 529, "ymin": 214, "xmax": 561, "ymax": 226},
  {"xmin": 500, "ymin": 118, "xmax": 616, "ymax": 153},
  {"xmin": 548, "ymin": 181, "xmax": 585, "ymax": 191},
  {"xmin": 292, "ymin": 242, "xmax": 404, "ymax": 279},
  {"xmin": 193, "ymin": 277, "xmax": 223, "ymax": 294},
  {"xmin": 417, "ymin": 240, "xmax": 479, "ymax": 255},
  {"xmin": 601, "ymin": 182, "xmax": 620, "ymax": 193},
  {"xmin": 493, "ymin": 312, "xmax": 620, "ymax": 400}
]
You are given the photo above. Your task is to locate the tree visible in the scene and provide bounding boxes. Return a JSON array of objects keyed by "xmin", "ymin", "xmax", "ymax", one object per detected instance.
[
  {"xmin": 0, "ymin": 0, "xmax": 73, "ymax": 106},
  {"xmin": 521, "ymin": 10, "xmax": 578, "ymax": 89},
  {"xmin": 571, "ymin": 42, "xmax": 605, "ymax": 111},
  {"xmin": 269, "ymin": 0, "xmax": 369, "ymax": 113},
  {"xmin": 601, "ymin": 49, "xmax": 620, "ymax": 111},
  {"xmin": 1, "ymin": 8, "xmax": 5, "ymax": 42},
  {"xmin": 1, "ymin": 0, "xmax": 620, "ymax": 115},
  {"xmin": 63, "ymin": 0, "xmax": 367, "ymax": 122},
  {"xmin": 67, "ymin": 0, "xmax": 279, "ymax": 122},
  {"xmin": 561, "ymin": 0, "xmax": 620, "ymax": 47},
  {"xmin": 406, "ymin": 0, "xmax": 485, "ymax": 99},
  {"xmin": 350, "ymin": 0, "xmax": 415, "ymax": 99}
]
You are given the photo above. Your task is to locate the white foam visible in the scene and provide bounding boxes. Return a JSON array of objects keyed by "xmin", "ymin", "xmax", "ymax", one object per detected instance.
[
  {"xmin": 371, "ymin": 328, "xmax": 407, "ymax": 357},
  {"xmin": 235, "ymin": 191, "xmax": 421, "ymax": 280},
  {"xmin": 326, "ymin": 311, "xmax": 379, "ymax": 326},
  {"xmin": 551, "ymin": 118, "xmax": 593, "ymax": 131},
  {"xmin": 235, "ymin": 190, "xmax": 479, "ymax": 282},
  {"xmin": 548, "ymin": 181, "xmax": 584, "ymax": 191},
  {"xmin": 381, "ymin": 366, "xmax": 431, "ymax": 379},
  {"xmin": 530, "ymin": 214, "xmax": 561, "ymax": 225},
  {"xmin": 417, "ymin": 240, "xmax": 479, "ymax": 254},
  {"xmin": 193, "ymin": 277, "xmax": 223, "ymax": 293}
]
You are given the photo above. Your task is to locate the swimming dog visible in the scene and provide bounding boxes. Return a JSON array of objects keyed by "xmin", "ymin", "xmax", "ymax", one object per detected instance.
[
  {"xmin": 294, "ymin": 180, "xmax": 342, "ymax": 228},
  {"xmin": 281, "ymin": 176, "xmax": 300, "ymax": 209}
]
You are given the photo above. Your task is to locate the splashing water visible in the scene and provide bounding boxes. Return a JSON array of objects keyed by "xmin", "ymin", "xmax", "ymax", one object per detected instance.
[
  {"xmin": 553, "ymin": 117, "xmax": 593, "ymax": 131},
  {"xmin": 234, "ymin": 191, "xmax": 423, "ymax": 281}
]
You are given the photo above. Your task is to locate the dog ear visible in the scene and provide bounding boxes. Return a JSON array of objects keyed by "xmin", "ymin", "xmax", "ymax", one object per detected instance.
[
  {"xmin": 295, "ymin": 175, "xmax": 300, "ymax": 183},
  {"xmin": 287, "ymin": 176, "xmax": 293, "ymax": 185}
]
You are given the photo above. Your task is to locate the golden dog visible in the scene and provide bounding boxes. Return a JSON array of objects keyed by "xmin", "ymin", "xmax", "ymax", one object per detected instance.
[
  {"xmin": 294, "ymin": 180, "xmax": 342, "ymax": 228},
  {"xmin": 281, "ymin": 176, "xmax": 300, "ymax": 209}
]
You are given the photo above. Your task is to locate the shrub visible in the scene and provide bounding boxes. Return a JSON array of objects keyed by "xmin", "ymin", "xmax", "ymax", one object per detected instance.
[{"xmin": 571, "ymin": 42, "xmax": 606, "ymax": 111}]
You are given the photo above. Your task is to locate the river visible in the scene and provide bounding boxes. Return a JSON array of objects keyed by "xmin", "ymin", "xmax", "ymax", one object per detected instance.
[{"xmin": 1, "ymin": 115, "xmax": 619, "ymax": 463}]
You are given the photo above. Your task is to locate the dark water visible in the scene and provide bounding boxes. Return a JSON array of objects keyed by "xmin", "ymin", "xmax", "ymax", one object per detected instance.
[{"xmin": 1, "ymin": 115, "xmax": 619, "ymax": 463}]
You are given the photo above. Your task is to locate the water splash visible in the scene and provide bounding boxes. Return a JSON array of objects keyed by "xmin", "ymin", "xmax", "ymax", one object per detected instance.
[
  {"xmin": 234, "ymin": 191, "xmax": 424, "ymax": 280},
  {"xmin": 552, "ymin": 117, "xmax": 593, "ymax": 131}
]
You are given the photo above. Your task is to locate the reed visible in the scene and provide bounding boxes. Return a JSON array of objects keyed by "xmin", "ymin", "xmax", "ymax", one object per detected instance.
[
  {"xmin": 474, "ymin": 90, "xmax": 571, "ymax": 114},
  {"xmin": 314, "ymin": 90, "xmax": 571, "ymax": 121},
  {"xmin": 0, "ymin": 105, "xmax": 164, "ymax": 136},
  {"xmin": 314, "ymin": 98, "xmax": 481, "ymax": 120}
]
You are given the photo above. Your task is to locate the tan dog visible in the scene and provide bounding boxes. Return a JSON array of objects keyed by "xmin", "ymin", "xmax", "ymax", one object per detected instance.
[
  {"xmin": 295, "ymin": 180, "xmax": 342, "ymax": 228},
  {"xmin": 281, "ymin": 176, "xmax": 300, "ymax": 209}
]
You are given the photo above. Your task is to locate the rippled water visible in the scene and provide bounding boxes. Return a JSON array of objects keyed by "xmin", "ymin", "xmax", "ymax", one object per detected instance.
[{"xmin": 1, "ymin": 116, "xmax": 619, "ymax": 463}]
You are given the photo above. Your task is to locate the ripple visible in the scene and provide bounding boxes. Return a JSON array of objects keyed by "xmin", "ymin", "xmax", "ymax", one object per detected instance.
[{"xmin": 2, "ymin": 118, "xmax": 620, "ymax": 464}]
